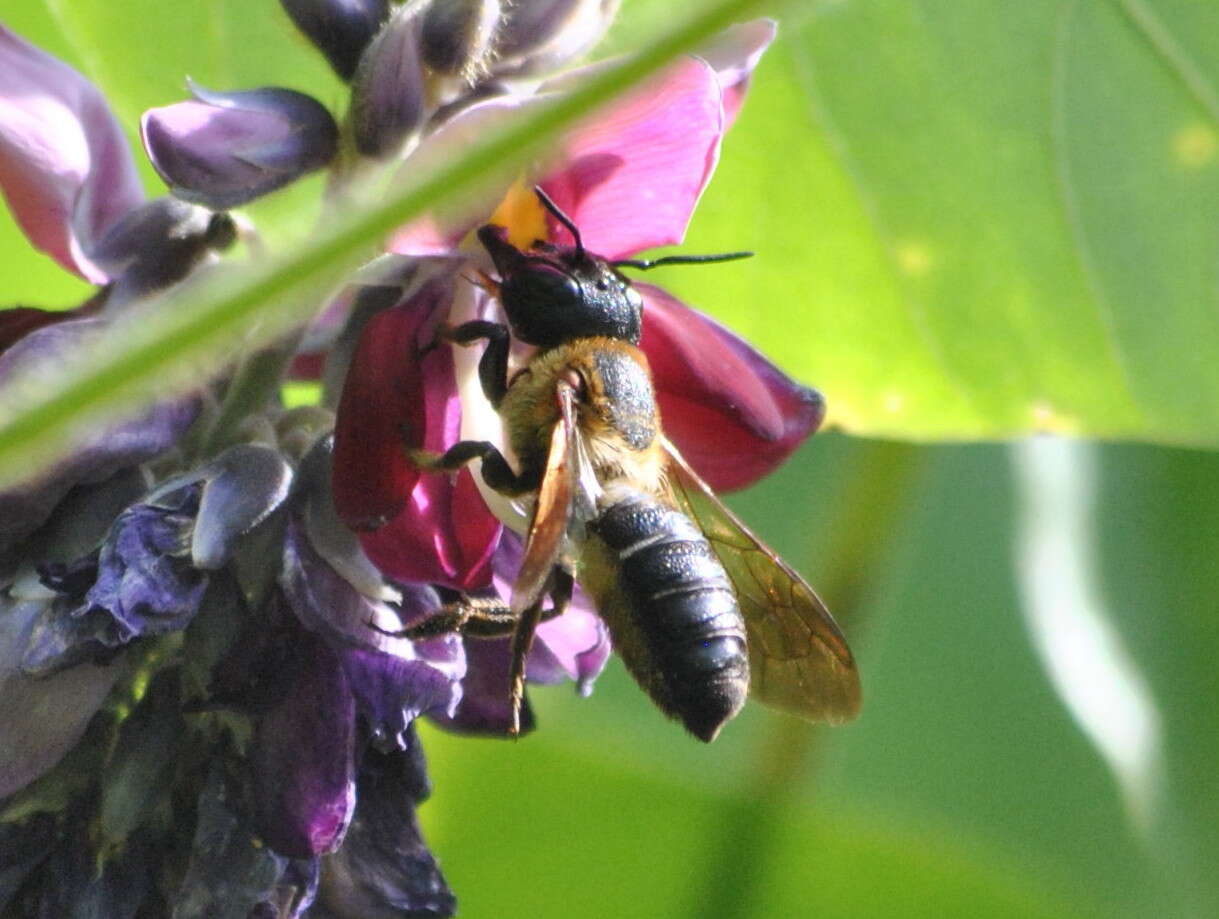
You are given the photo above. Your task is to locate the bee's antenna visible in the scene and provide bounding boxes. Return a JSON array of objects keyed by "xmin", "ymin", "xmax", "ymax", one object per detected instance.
[
  {"xmin": 612, "ymin": 252, "xmax": 754, "ymax": 270},
  {"xmin": 533, "ymin": 186, "xmax": 584, "ymax": 259}
]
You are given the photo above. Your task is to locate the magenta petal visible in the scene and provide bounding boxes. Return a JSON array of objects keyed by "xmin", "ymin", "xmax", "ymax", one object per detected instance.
[
  {"xmin": 697, "ymin": 19, "xmax": 776, "ymax": 125},
  {"xmin": 539, "ymin": 56, "xmax": 723, "ymax": 260},
  {"xmin": 640, "ymin": 284, "xmax": 824, "ymax": 492},
  {"xmin": 0, "ymin": 26, "xmax": 143, "ymax": 281},
  {"xmin": 332, "ymin": 274, "xmax": 502, "ymax": 590},
  {"xmin": 332, "ymin": 278, "xmax": 450, "ymax": 531}
]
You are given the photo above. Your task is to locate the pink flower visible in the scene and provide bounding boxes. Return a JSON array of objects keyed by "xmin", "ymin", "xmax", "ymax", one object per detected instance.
[{"xmin": 330, "ymin": 21, "xmax": 817, "ymax": 711}]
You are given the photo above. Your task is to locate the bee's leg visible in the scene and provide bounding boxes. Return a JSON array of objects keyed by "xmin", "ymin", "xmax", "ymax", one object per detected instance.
[
  {"xmin": 437, "ymin": 320, "xmax": 510, "ymax": 409},
  {"xmin": 380, "ymin": 596, "xmax": 519, "ymax": 640},
  {"xmin": 506, "ymin": 566, "xmax": 573, "ymax": 735},
  {"xmin": 508, "ymin": 598, "xmax": 545, "ymax": 737},
  {"xmin": 407, "ymin": 439, "xmax": 538, "ymax": 498},
  {"xmin": 549, "ymin": 566, "xmax": 574, "ymax": 619}
]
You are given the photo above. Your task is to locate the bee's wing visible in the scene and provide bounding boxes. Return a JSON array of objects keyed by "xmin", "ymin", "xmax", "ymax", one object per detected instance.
[
  {"xmin": 661, "ymin": 438, "xmax": 862, "ymax": 724},
  {"xmin": 511, "ymin": 382, "xmax": 579, "ymax": 615}
]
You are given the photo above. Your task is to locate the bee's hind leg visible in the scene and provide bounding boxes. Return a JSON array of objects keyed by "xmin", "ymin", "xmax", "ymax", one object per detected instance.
[
  {"xmin": 376, "ymin": 595, "xmax": 519, "ymax": 641},
  {"xmin": 507, "ymin": 566, "xmax": 575, "ymax": 736}
]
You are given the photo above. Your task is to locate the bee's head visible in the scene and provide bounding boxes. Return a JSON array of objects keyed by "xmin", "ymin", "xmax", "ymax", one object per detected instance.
[
  {"xmin": 477, "ymin": 221, "xmax": 642, "ymax": 351},
  {"xmin": 477, "ymin": 187, "xmax": 751, "ymax": 351}
]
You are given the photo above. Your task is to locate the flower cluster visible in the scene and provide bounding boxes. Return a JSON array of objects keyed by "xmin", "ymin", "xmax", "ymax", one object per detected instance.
[{"xmin": 0, "ymin": 4, "xmax": 819, "ymax": 916}]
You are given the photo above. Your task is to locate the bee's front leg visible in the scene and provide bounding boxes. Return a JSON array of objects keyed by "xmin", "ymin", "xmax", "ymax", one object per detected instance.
[
  {"xmin": 435, "ymin": 320, "xmax": 510, "ymax": 409},
  {"xmin": 407, "ymin": 439, "xmax": 539, "ymax": 498}
]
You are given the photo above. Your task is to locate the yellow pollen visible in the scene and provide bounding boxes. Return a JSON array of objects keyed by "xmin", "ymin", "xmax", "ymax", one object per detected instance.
[{"xmin": 487, "ymin": 178, "xmax": 549, "ymax": 249}]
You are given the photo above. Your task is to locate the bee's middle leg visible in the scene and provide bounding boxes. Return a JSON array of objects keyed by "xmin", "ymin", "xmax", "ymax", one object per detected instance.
[{"xmin": 407, "ymin": 440, "xmax": 538, "ymax": 498}]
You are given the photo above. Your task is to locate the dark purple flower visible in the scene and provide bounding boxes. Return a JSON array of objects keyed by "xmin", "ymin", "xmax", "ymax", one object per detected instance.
[
  {"xmin": 176, "ymin": 768, "xmax": 318, "ymax": 918},
  {"xmin": 281, "ymin": 0, "xmax": 390, "ymax": 81},
  {"xmin": 20, "ymin": 444, "xmax": 292, "ymax": 676},
  {"xmin": 252, "ymin": 622, "xmax": 359, "ymax": 857},
  {"xmin": 283, "ymin": 438, "xmax": 465, "ymax": 747},
  {"xmin": 313, "ymin": 746, "xmax": 455, "ymax": 918},
  {"xmin": 141, "ymin": 81, "xmax": 339, "ymax": 209}
]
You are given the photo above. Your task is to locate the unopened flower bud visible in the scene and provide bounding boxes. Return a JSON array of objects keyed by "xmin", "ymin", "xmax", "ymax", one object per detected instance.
[
  {"xmin": 494, "ymin": 0, "xmax": 619, "ymax": 76},
  {"xmin": 89, "ymin": 198, "xmax": 236, "ymax": 299},
  {"xmin": 350, "ymin": 5, "xmax": 428, "ymax": 157},
  {"xmin": 141, "ymin": 82, "xmax": 339, "ymax": 209},
  {"xmin": 280, "ymin": 0, "xmax": 389, "ymax": 81},
  {"xmin": 420, "ymin": 0, "xmax": 501, "ymax": 81}
]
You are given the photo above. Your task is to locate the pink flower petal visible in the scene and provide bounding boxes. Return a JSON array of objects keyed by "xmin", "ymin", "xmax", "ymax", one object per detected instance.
[
  {"xmin": 0, "ymin": 26, "xmax": 143, "ymax": 281},
  {"xmin": 697, "ymin": 19, "xmax": 777, "ymax": 125},
  {"xmin": 331, "ymin": 285, "xmax": 433, "ymax": 532},
  {"xmin": 332, "ymin": 273, "xmax": 502, "ymax": 590},
  {"xmin": 640, "ymin": 284, "xmax": 824, "ymax": 492},
  {"xmin": 538, "ymin": 56, "xmax": 723, "ymax": 260}
]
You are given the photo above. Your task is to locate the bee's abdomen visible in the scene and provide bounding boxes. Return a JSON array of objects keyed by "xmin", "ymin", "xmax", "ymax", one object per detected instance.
[{"xmin": 590, "ymin": 489, "xmax": 748, "ymax": 741}]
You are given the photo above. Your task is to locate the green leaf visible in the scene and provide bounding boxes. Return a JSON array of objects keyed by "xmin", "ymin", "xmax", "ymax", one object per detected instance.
[{"xmin": 649, "ymin": 1, "xmax": 1219, "ymax": 444}]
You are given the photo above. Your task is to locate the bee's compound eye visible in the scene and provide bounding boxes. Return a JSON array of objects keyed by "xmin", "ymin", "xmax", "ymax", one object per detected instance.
[{"xmin": 504, "ymin": 260, "xmax": 580, "ymax": 308}]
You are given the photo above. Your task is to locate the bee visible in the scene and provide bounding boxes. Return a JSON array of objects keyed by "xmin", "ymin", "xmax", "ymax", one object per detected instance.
[{"xmin": 402, "ymin": 189, "xmax": 860, "ymax": 740}]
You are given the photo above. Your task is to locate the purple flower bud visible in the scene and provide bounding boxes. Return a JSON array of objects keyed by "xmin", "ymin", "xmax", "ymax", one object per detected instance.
[
  {"xmin": 314, "ymin": 747, "xmax": 455, "ymax": 918},
  {"xmin": 141, "ymin": 82, "xmax": 338, "ymax": 209},
  {"xmin": 494, "ymin": 0, "xmax": 620, "ymax": 76},
  {"xmin": 421, "ymin": 0, "xmax": 501, "ymax": 79},
  {"xmin": 190, "ymin": 444, "xmax": 293, "ymax": 570},
  {"xmin": 350, "ymin": 5, "xmax": 428, "ymax": 157},
  {"xmin": 280, "ymin": 0, "xmax": 389, "ymax": 81},
  {"xmin": 89, "ymin": 197, "xmax": 237, "ymax": 301}
]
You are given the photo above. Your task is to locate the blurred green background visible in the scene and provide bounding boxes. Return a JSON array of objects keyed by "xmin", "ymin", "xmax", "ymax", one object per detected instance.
[{"xmin": 4, "ymin": 1, "xmax": 1218, "ymax": 916}]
